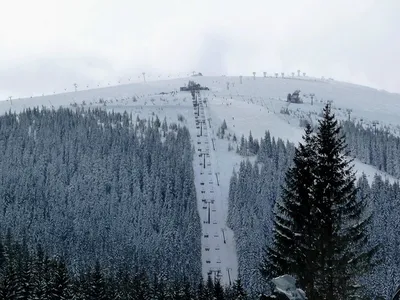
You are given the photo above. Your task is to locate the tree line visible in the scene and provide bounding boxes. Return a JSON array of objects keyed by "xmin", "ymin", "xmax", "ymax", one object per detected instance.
[
  {"xmin": 0, "ymin": 230, "xmax": 250, "ymax": 299},
  {"xmin": 342, "ymin": 120, "xmax": 400, "ymax": 179},
  {"xmin": 0, "ymin": 107, "xmax": 201, "ymax": 284}
]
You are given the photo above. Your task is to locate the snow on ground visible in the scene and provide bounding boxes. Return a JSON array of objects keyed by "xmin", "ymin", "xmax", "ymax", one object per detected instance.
[
  {"xmin": 353, "ymin": 159, "xmax": 398, "ymax": 184},
  {"xmin": 206, "ymin": 95, "xmax": 304, "ymax": 145},
  {"xmin": 1, "ymin": 75, "xmax": 400, "ymax": 284},
  {"xmin": 190, "ymin": 94, "xmax": 238, "ymax": 285},
  {"xmin": 204, "ymin": 93, "xmax": 399, "ymax": 183}
]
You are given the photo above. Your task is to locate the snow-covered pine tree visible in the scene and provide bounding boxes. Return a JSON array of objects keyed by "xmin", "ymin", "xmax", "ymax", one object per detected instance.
[
  {"xmin": 204, "ymin": 275, "xmax": 214, "ymax": 300},
  {"xmin": 86, "ymin": 261, "xmax": 108, "ymax": 300},
  {"xmin": 230, "ymin": 279, "xmax": 248, "ymax": 299},
  {"xmin": 262, "ymin": 104, "xmax": 378, "ymax": 299},
  {"xmin": 213, "ymin": 279, "xmax": 224, "ymax": 300},
  {"xmin": 248, "ymin": 131, "xmax": 254, "ymax": 154},
  {"xmin": 262, "ymin": 124, "xmax": 318, "ymax": 297},
  {"xmin": 197, "ymin": 279, "xmax": 207, "ymax": 300},
  {"xmin": 312, "ymin": 104, "xmax": 378, "ymax": 299},
  {"xmin": 50, "ymin": 260, "xmax": 73, "ymax": 300}
]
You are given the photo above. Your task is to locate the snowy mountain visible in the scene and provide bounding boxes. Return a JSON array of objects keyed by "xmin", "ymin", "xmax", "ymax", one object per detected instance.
[{"xmin": 1, "ymin": 75, "xmax": 399, "ymax": 288}]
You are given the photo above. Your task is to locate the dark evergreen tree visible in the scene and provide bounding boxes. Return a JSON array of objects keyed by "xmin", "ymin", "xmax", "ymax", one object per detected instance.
[
  {"xmin": 232, "ymin": 134, "xmax": 237, "ymax": 142},
  {"xmin": 230, "ymin": 279, "xmax": 247, "ymax": 300},
  {"xmin": 179, "ymin": 279, "xmax": 193, "ymax": 300},
  {"xmin": 213, "ymin": 279, "xmax": 224, "ymax": 300},
  {"xmin": 261, "ymin": 104, "xmax": 378, "ymax": 299},
  {"xmin": 204, "ymin": 275, "xmax": 214, "ymax": 300},
  {"xmin": 238, "ymin": 135, "xmax": 247, "ymax": 156},
  {"xmin": 31, "ymin": 244, "xmax": 51, "ymax": 300},
  {"xmin": 86, "ymin": 261, "xmax": 108, "ymax": 300},
  {"xmin": 18, "ymin": 257, "xmax": 33, "ymax": 300},
  {"xmin": 248, "ymin": 131, "xmax": 254, "ymax": 154},
  {"xmin": 312, "ymin": 104, "xmax": 378, "ymax": 299},
  {"xmin": 154, "ymin": 115, "xmax": 161, "ymax": 128},
  {"xmin": 221, "ymin": 119, "xmax": 228, "ymax": 137},
  {"xmin": 131, "ymin": 272, "xmax": 151, "ymax": 300},
  {"xmin": 0, "ymin": 261, "xmax": 22, "ymax": 299},
  {"xmin": 196, "ymin": 279, "xmax": 206, "ymax": 300},
  {"xmin": 262, "ymin": 124, "xmax": 318, "ymax": 298},
  {"xmin": 50, "ymin": 260, "xmax": 73, "ymax": 300}
]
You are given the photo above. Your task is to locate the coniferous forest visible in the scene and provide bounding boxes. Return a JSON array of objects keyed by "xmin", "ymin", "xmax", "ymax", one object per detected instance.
[
  {"xmin": 1, "ymin": 104, "xmax": 400, "ymax": 299},
  {"xmin": 0, "ymin": 108, "xmax": 201, "ymax": 285},
  {"xmin": 0, "ymin": 231, "xmax": 248, "ymax": 299},
  {"xmin": 228, "ymin": 105, "xmax": 400, "ymax": 299},
  {"xmin": 342, "ymin": 120, "xmax": 400, "ymax": 178}
]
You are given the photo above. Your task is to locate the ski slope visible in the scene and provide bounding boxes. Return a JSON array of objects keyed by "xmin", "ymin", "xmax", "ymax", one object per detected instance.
[
  {"xmin": 1, "ymin": 74, "xmax": 399, "ymax": 284},
  {"xmin": 191, "ymin": 92, "xmax": 238, "ymax": 285}
]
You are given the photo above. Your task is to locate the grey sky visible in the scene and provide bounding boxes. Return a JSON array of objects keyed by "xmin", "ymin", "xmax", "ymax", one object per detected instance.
[{"xmin": 0, "ymin": 0, "xmax": 399, "ymax": 99}]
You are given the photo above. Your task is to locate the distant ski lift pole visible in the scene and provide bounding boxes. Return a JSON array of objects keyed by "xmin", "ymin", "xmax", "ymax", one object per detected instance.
[
  {"xmin": 208, "ymin": 201, "xmax": 211, "ymax": 224},
  {"xmin": 227, "ymin": 267, "xmax": 232, "ymax": 286},
  {"xmin": 215, "ymin": 172, "xmax": 220, "ymax": 186},
  {"xmin": 221, "ymin": 228, "xmax": 226, "ymax": 244}
]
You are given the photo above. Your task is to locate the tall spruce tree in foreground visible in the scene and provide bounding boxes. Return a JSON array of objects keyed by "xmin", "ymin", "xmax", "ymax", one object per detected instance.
[
  {"xmin": 261, "ymin": 123, "xmax": 318, "ymax": 298},
  {"xmin": 313, "ymin": 104, "xmax": 378, "ymax": 299},
  {"xmin": 263, "ymin": 104, "xmax": 378, "ymax": 299}
]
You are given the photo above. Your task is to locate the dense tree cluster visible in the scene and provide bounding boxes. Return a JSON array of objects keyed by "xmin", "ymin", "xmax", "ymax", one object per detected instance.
[
  {"xmin": 342, "ymin": 120, "xmax": 400, "ymax": 179},
  {"xmin": 362, "ymin": 174, "xmax": 400, "ymax": 299},
  {"xmin": 228, "ymin": 107, "xmax": 400, "ymax": 298},
  {"xmin": 0, "ymin": 231, "xmax": 248, "ymax": 299},
  {"xmin": 235, "ymin": 132, "xmax": 261, "ymax": 157},
  {"xmin": 0, "ymin": 107, "xmax": 201, "ymax": 283},
  {"xmin": 227, "ymin": 132, "xmax": 295, "ymax": 294}
]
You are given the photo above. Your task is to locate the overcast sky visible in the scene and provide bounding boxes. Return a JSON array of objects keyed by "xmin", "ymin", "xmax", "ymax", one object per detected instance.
[{"xmin": 0, "ymin": 0, "xmax": 399, "ymax": 99}]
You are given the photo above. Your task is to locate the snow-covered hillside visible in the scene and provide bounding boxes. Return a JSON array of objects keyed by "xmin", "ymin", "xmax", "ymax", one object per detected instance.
[{"xmin": 2, "ymin": 75, "xmax": 399, "ymax": 284}]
